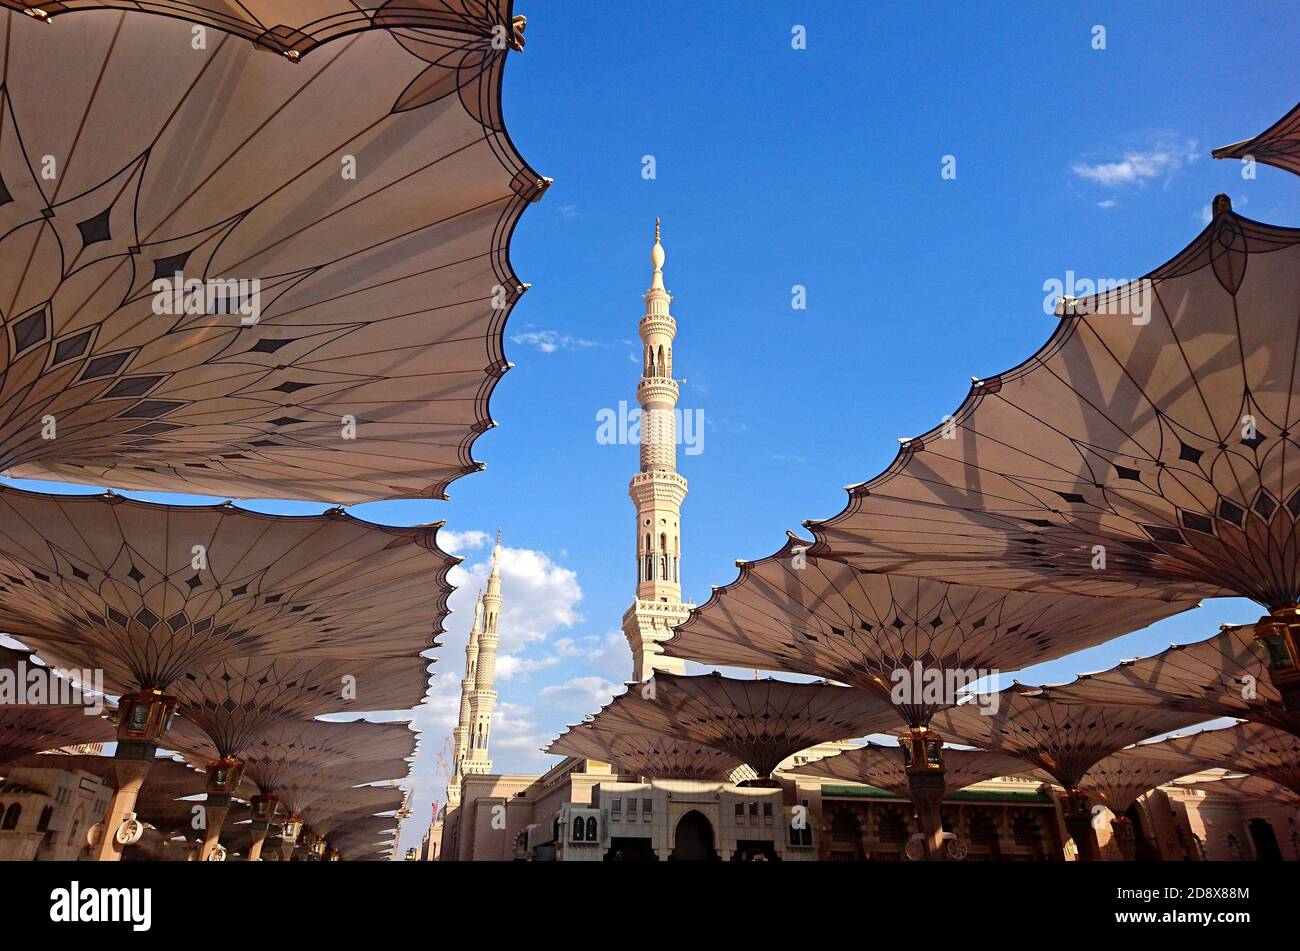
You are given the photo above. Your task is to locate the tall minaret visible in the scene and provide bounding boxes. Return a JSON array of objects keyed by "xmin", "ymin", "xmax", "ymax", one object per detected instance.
[
  {"xmin": 464, "ymin": 532, "xmax": 503, "ymax": 775},
  {"xmin": 622, "ymin": 220, "xmax": 692, "ymax": 681},
  {"xmin": 448, "ymin": 592, "xmax": 483, "ymax": 806}
]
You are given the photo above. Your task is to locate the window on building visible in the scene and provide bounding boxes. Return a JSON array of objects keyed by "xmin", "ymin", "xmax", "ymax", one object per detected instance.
[
  {"xmin": 611, "ymin": 798, "xmax": 621, "ymax": 815},
  {"xmin": 627, "ymin": 798, "xmax": 638, "ymax": 814},
  {"xmin": 642, "ymin": 798, "xmax": 652, "ymax": 814},
  {"xmin": 735, "ymin": 803, "xmax": 744, "ymax": 818},
  {"xmin": 585, "ymin": 816, "xmax": 597, "ymax": 841},
  {"xmin": 37, "ymin": 805, "xmax": 53, "ymax": 832},
  {"xmin": 763, "ymin": 803, "xmax": 773, "ymax": 818},
  {"xmin": 749, "ymin": 802, "xmax": 758, "ymax": 818},
  {"xmin": 2, "ymin": 803, "xmax": 21, "ymax": 830},
  {"xmin": 572, "ymin": 817, "xmax": 585, "ymax": 842},
  {"xmin": 789, "ymin": 818, "xmax": 812, "ymax": 848}
]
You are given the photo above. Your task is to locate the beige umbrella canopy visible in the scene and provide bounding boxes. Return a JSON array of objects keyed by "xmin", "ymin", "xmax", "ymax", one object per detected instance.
[
  {"xmin": 2, "ymin": 751, "xmax": 208, "ymax": 793},
  {"xmin": 1075, "ymin": 747, "xmax": 1203, "ymax": 815},
  {"xmin": 327, "ymin": 813, "xmax": 399, "ymax": 841},
  {"xmin": 544, "ymin": 721, "xmax": 744, "ymax": 781},
  {"xmin": 787, "ymin": 741, "xmax": 1040, "ymax": 797},
  {"xmin": 1140, "ymin": 721, "xmax": 1300, "ymax": 796},
  {"xmin": 136, "ymin": 797, "xmax": 250, "ymax": 839},
  {"xmin": 0, "ymin": 2, "xmax": 529, "ymax": 57},
  {"xmin": 0, "ymin": 645, "xmax": 117, "ymax": 766},
  {"xmin": 574, "ymin": 672, "xmax": 904, "ymax": 782},
  {"xmin": 808, "ymin": 199, "xmax": 1300, "ymax": 610},
  {"xmin": 309, "ymin": 800, "xmax": 400, "ymax": 836},
  {"xmin": 163, "ymin": 716, "xmax": 418, "ymax": 793},
  {"xmin": 227, "ymin": 810, "xmax": 396, "ymax": 856},
  {"xmin": 1038, "ymin": 624, "xmax": 1300, "ymax": 739},
  {"xmin": 298, "ymin": 784, "xmax": 406, "ymax": 831},
  {"xmin": 667, "ymin": 534, "xmax": 1195, "ymax": 726},
  {"xmin": 1214, "ymin": 101, "xmax": 1300, "ymax": 178},
  {"xmin": 0, "ymin": 3, "xmax": 545, "ymax": 503},
  {"xmin": 335, "ymin": 838, "xmax": 397, "ymax": 861},
  {"xmin": 273, "ymin": 767, "xmax": 410, "ymax": 819},
  {"xmin": 167, "ymin": 655, "xmax": 430, "ymax": 758},
  {"xmin": 1177, "ymin": 772, "xmax": 1300, "ymax": 804},
  {"xmin": 0, "ymin": 487, "xmax": 454, "ymax": 692},
  {"xmin": 0, "ymin": 706, "xmax": 116, "ymax": 767},
  {"xmin": 929, "ymin": 685, "xmax": 1209, "ymax": 791}
]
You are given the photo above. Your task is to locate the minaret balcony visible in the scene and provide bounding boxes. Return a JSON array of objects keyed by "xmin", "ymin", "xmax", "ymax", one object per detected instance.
[
  {"xmin": 639, "ymin": 313, "xmax": 676, "ymax": 337},
  {"xmin": 637, "ymin": 376, "xmax": 679, "ymax": 404},
  {"xmin": 628, "ymin": 470, "xmax": 688, "ymax": 505}
]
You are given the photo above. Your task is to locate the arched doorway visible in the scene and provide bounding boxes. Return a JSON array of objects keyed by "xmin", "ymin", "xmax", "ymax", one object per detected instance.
[
  {"xmin": 669, "ymin": 810, "xmax": 718, "ymax": 861},
  {"xmin": 1248, "ymin": 819, "xmax": 1283, "ymax": 861},
  {"xmin": 828, "ymin": 810, "xmax": 864, "ymax": 861}
]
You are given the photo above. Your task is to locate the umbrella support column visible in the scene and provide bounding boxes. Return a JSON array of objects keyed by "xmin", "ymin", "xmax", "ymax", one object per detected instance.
[
  {"xmin": 908, "ymin": 770, "xmax": 947, "ymax": 860},
  {"xmin": 1110, "ymin": 817, "xmax": 1137, "ymax": 860},
  {"xmin": 94, "ymin": 689, "xmax": 176, "ymax": 861},
  {"xmin": 900, "ymin": 727, "xmax": 947, "ymax": 861},
  {"xmin": 1062, "ymin": 789, "xmax": 1100, "ymax": 861},
  {"xmin": 199, "ymin": 796, "xmax": 231, "ymax": 861},
  {"xmin": 93, "ymin": 758, "xmax": 152, "ymax": 861}
]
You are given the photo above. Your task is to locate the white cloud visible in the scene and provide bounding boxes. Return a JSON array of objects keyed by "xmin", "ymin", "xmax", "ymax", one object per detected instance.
[
  {"xmin": 511, "ymin": 329, "xmax": 600, "ymax": 353},
  {"xmin": 538, "ymin": 675, "xmax": 620, "ymax": 712},
  {"xmin": 437, "ymin": 529, "xmax": 489, "ymax": 554},
  {"xmin": 1096, "ymin": 198, "xmax": 1117, "ymax": 209},
  {"xmin": 482, "ymin": 699, "xmax": 551, "ymax": 755},
  {"xmin": 1072, "ymin": 137, "xmax": 1200, "ymax": 187},
  {"xmin": 449, "ymin": 544, "xmax": 582, "ymax": 648},
  {"xmin": 496, "ymin": 653, "xmax": 561, "ymax": 681}
]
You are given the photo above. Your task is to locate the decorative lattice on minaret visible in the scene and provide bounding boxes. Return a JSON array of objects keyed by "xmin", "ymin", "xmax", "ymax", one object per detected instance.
[
  {"xmin": 464, "ymin": 532, "xmax": 502, "ymax": 775},
  {"xmin": 448, "ymin": 592, "xmax": 482, "ymax": 806},
  {"xmin": 622, "ymin": 220, "xmax": 693, "ymax": 681}
]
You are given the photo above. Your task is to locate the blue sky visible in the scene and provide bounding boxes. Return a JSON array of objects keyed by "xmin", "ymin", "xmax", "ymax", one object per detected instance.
[{"xmin": 7, "ymin": 2, "xmax": 1300, "ymax": 852}]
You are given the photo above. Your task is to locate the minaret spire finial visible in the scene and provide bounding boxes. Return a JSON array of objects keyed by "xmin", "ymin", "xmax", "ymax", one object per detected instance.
[
  {"xmin": 489, "ymin": 530, "xmax": 503, "ymax": 580},
  {"xmin": 649, "ymin": 218, "xmax": 665, "ymax": 291}
]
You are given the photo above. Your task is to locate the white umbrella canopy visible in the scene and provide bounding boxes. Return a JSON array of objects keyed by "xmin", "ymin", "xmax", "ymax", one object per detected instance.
[
  {"xmin": 929, "ymin": 684, "xmax": 1212, "ymax": 789},
  {"xmin": 668, "ymin": 533, "xmax": 1196, "ymax": 726},
  {"xmin": 0, "ymin": 3, "xmax": 529, "ymax": 58},
  {"xmin": 809, "ymin": 199, "xmax": 1300, "ymax": 610},
  {"xmin": 545, "ymin": 721, "xmax": 744, "ymax": 781},
  {"xmin": 574, "ymin": 671, "xmax": 905, "ymax": 781},
  {"xmin": 1214, "ymin": 101, "xmax": 1300, "ymax": 179},
  {"xmin": 1138, "ymin": 721, "xmax": 1300, "ymax": 797},
  {"xmin": 1074, "ymin": 746, "xmax": 1206, "ymax": 815},
  {"xmin": 162, "ymin": 716, "xmax": 419, "ymax": 793},
  {"xmin": 0, "ymin": 2, "xmax": 545, "ymax": 502},
  {"xmin": 787, "ymin": 741, "xmax": 1044, "ymax": 797},
  {"xmin": 0, "ymin": 488, "xmax": 454, "ymax": 692},
  {"xmin": 165, "ymin": 656, "xmax": 429, "ymax": 759},
  {"xmin": 1039, "ymin": 624, "xmax": 1300, "ymax": 739}
]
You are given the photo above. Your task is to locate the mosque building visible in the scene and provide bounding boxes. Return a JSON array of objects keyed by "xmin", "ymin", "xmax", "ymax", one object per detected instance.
[{"xmin": 423, "ymin": 224, "xmax": 1299, "ymax": 863}]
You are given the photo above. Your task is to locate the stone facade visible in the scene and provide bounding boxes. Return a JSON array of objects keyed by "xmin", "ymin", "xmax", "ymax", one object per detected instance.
[{"xmin": 0, "ymin": 763, "xmax": 113, "ymax": 861}]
